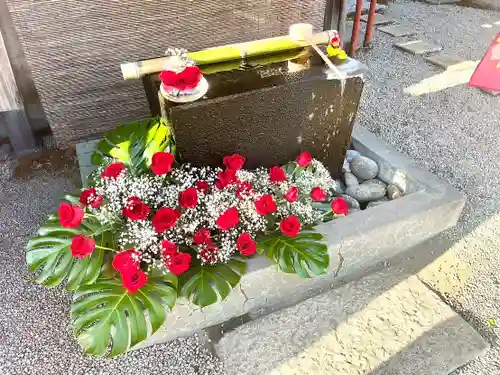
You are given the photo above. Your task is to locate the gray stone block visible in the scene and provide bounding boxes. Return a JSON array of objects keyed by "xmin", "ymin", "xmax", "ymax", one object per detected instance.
[
  {"xmin": 360, "ymin": 13, "xmax": 394, "ymax": 25},
  {"xmin": 134, "ymin": 125, "xmax": 465, "ymax": 349},
  {"xmin": 394, "ymin": 40, "xmax": 443, "ymax": 55},
  {"xmin": 378, "ymin": 25, "xmax": 416, "ymax": 37},
  {"xmin": 75, "ymin": 139, "xmax": 100, "ymax": 187},
  {"xmin": 216, "ymin": 270, "xmax": 488, "ymax": 375},
  {"xmin": 424, "ymin": 53, "xmax": 464, "ymax": 69},
  {"xmin": 165, "ymin": 58, "xmax": 366, "ymax": 178}
]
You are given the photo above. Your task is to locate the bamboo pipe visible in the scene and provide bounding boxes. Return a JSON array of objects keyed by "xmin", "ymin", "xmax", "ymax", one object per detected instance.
[{"xmin": 121, "ymin": 23, "xmax": 335, "ymax": 80}]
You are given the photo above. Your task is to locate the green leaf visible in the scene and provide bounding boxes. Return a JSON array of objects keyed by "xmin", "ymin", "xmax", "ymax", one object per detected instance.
[
  {"xmin": 26, "ymin": 199, "xmax": 114, "ymax": 291},
  {"xmin": 488, "ymin": 318, "xmax": 496, "ymax": 328},
  {"xmin": 258, "ymin": 228, "xmax": 329, "ymax": 278},
  {"xmin": 179, "ymin": 259, "xmax": 246, "ymax": 307},
  {"xmin": 91, "ymin": 117, "xmax": 175, "ymax": 174},
  {"xmin": 71, "ymin": 274, "xmax": 177, "ymax": 357}
]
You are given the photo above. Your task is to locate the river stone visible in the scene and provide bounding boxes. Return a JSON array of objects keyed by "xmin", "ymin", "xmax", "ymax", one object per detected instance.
[
  {"xmin": 343, "ymin": 172, "xmax": 359, "ymax": 188},
  {"xmin": 362, "ymin": 179, "xmax": 387, "ymax": 188},
  {"xmin": 332, "ymin": 179, "xmax": 345, "ymax": 195},
  {"xmin": 350, "ymin": 156, "xmax": 379, "ymax": 180},
  {"xmin": 345, "ymin": 184, "xmax": 386, "ymax": 202},
  {"xmin": 346, "ymin": 150, "xmax": 361, "ymax": 163},
  {"xmin": 387, "ymin": 184, "xmax": 403, "ymax": 200},
  {"xmin": 367, "ymin": 197, "xmax": 389, "ymax": 208},
  {"xmin": 341, "ymin": 194, "xmax": 360, "ymax": 209}
]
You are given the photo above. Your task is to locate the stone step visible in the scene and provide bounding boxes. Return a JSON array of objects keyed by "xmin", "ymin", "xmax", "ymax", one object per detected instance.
[{"xmin": 215, "ymin": 269, "xmax": 488, "ymax": 375}]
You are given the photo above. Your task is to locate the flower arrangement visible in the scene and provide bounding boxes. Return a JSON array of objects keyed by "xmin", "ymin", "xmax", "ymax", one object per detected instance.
[
  {"xmin": 26, "ymin": 118, "xmax": 348, "ymax": 356},
  {"xmin": 159, "ymin": 48, "xmax": 206, "ymax": 102}
]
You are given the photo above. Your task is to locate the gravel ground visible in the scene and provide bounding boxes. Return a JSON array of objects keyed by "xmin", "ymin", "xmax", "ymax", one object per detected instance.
[
  {"xmin": 0, "ymin": 153, "xmax": 223, "ymax": 375},
  {"xmin": 355, "ymin": 1, "xmax": 500, "ymax": 373}
]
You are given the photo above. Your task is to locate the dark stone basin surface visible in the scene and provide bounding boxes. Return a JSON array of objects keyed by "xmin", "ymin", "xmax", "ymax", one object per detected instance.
[{"xmin": 154, "ymin": 53, "xmax": 367, "ymax": 178}]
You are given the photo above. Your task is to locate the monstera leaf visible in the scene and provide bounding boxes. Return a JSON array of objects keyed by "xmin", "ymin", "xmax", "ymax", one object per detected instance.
[
  {"xmin": 91, "ymin": 117, "xmax": 175, "ymax": 173},
  {"xmin": 179, "ymin": 259, "xmax": 246, "ymax": 307},
  {"xmin": 258, "ymin": 229, "xmax": 329, "ymax": 278},
  {"xmin": 26, "ymin": 195, "xmax": 113, "ymax": 291},
  {"xmin": 71, "ymin": 274, "xmax": 177, "ymax": 356}
]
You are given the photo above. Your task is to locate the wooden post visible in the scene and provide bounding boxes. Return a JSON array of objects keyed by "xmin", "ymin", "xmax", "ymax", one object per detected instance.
[
  {"xmin": 349, "ymin": 0, "xmax": 364, "ymax": 57},
  {"xmin": 0, "ymin": 28, "xmax": 37, "ymax": 155},
  {"xmin": 363, "ymin": 0, "xmax": 378, "ymax": 47}
]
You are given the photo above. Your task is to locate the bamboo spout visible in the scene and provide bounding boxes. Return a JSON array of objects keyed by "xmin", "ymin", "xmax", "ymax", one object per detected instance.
[{"xmin": 121, "ymin": 24, "xmax": 335, "ymax": 80}]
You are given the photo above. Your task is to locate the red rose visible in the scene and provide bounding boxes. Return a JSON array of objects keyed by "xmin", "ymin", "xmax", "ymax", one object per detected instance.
[
  {"xmin": 296, "ymin": 151, "xmax": 312, "ymax": 167},
  {"xmin": 159, "ymin": 66, "xmax": 202, "ymax": 91},
  {"xmin": 216, "ymin": 169, "xmax": 238, "ymax": 189},
  {"xmin": 236, "ymin": 182, "xmax": 254, "ymax": 200},
  {"xmin": 216, "ymin": 207, "xmax": 239, "ymax": 230},
  {"xmin": 58, "ymin": 202, "xmax": 84, "ymax": 228},
  {"xmin": 310, "ymin": 187, "xmax": 327, "ymax": 202},
  {"xmin": 280, "ymin": 216, "xmax": 301, "ymax": 237},
  {"xmin": 161, "ymin": 240, "xmax": 178, "ymax": 257},
  {"xmin": 254, "ymin": 194, "xmax": 277, "ymax": 216},
  {"xmin": 121, "ymin": 268, "xmax": 148, "ymax": 294},
  {"xmin": 237, "ymin": 233, "xmax": 257, "ymax": 256},
  {"xmin": 195, "ymin": 181, "xmax": 210, "ymax": 194},
  {"xmin": 223, "ymin": 154, "xmax": 246, "ymax": 170},
  {"xmin": 151, "ymin": 152, "xmax": 175, "ymax": 176},
  {"xmin": 331, "ymin": 197, "xmax": 349, "ymax": 215},
  {"xmin": 167, "ymin": 252, "xmax": 191, "ymax": 275},
  {"xmin": 193, "ymin": 228, "xmax": 211, "ymax": 245},
  {"xmin": 200, "ymin": 244, "xmax": 219, "ymax": 263},
  {"xmin": 122, "ymin": 197, "xmax": 150, "ymax": 221},
  {"xmin": 79, "ymin": 188, "xmax": 103, "ymax": 209},
  {"xmin": 112, "ymin": 249, "xmax": 140, "ymax": 272},
  {"xmin": 269, "ymin": 166, "xmax": 287, "ymax": 183},
  {"xmin": 152, "ymin": 207, "xmax": 181, "ymax": 232},
  {"xmin": 284, "ymin": 186, "xmax": 299, "ymax": 203},
  {"xmin": 70, "ymin": 234, "xmax": 95, "ymax": 259},
  {"xmin": 179, "ymin": 188, "xmax": 198, "ymax": 209},
  {"xmin": 101, "ymin": 162, "xmax": 126, "ymax": 179}
]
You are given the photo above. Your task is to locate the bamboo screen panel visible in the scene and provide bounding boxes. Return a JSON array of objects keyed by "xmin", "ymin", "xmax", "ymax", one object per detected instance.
[{"xmin": 6, "ymin": 0, "xmax": 326, "ymax": 144}]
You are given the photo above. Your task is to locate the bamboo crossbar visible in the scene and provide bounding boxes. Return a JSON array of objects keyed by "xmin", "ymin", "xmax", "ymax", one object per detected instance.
[{"xmin": 121, "ymin": 27, "xmax": 334, "ymax": 80}]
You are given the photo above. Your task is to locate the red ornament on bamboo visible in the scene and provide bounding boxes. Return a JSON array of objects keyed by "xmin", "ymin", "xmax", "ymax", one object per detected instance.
[{"xmin": 159, "ymin": 66, "xmax": 202, "ymax": 91}]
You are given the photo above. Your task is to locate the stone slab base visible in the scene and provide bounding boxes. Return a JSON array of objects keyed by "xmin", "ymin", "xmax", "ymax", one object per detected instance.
[
  {"xmin": 395, "ymin": 40, "xmax": 443, "ymax": 55},
  {"xmin": 216, "ymin": 269, "xmax": 488, "ymax": 375},
  {"xmin": 360, "ymin": 13, "xmax": 393, "ymax": 25},
  {"xmin": 378, "ymin": 25, "xmax": 416, "ymax": 37},
  {"xmin": 424, "ymin": 54, "xmax": 464, "ymax": 69},
  {"xmin": 133, "ymin": 125, "xmax": 465, "ymax": 348}
]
